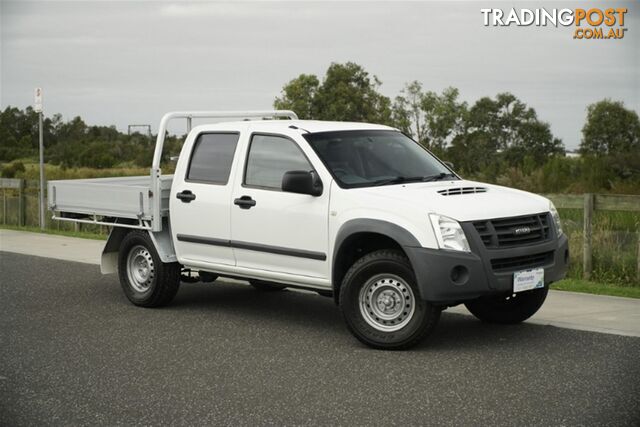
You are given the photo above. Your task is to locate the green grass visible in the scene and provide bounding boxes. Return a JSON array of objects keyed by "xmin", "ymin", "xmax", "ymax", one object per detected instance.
[
  {"xmin": 13, "ymin": 162, "xmax": 149, "ymax": 181},
  {"xmin": 552, "ymin": 278, "xmax": 640, "ymax": 299},
  {"xmin": 557, "ymin": 208, "xmax": 639, "ymax": 286},
  {"xmin": 0, "ymin": 224, "xmax": 106, "ymax": 240}
]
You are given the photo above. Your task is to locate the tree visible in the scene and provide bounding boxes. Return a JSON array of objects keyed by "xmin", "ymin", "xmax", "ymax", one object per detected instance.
[
  {"xmin": 504, "ymin": 121, "xmax": 564, "ymax": 167},
  {"xmin": 448, "ymin": 131, "xmax": 500, "ymax": 177},
  {"xmin": 455, "ymin": 92, "xmax": 563, "ymax": 170},
  {"xmin": 420, "ymin": 87, "xmax": 467, "ymax": 153},
  {"xmin": 274, "ymin": 74, "xmax": 319, "ymax": 119},
  {"xmin": 580, "ymin": 99, "xmax": 640, "ymax": 155},
  {"xmin": 273, "ymin": 62, "xmax": 393, "ymax": 125},
  {"xmin": 0, "ymin": 106, "xmax": 61, "ymax": 161},
  {"xmin": 315, "ymin": 62, "xmax": 393, "ymax": 124},
  {"xmin": 393, "ymin": 81, "xmax": 427, "ymax": 143}
]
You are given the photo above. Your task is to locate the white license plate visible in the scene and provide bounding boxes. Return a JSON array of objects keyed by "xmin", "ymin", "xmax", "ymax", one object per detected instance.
[{"xmin": 513, "ymin": 268, "xmax": 544, "ymax": 293}]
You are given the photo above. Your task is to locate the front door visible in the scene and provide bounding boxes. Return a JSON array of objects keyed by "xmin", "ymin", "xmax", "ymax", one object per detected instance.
[{"xmin": 230, "ymin": 133, "xmax": 329, "ymax": 278}]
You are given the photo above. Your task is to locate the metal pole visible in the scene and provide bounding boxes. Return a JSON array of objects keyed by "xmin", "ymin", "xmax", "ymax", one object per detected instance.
[
  {"xmin": 583, "ymin": 193, "xmax": 594, "ymax": 280},
  {"xmin": 39, "ymin": 111, "xmax": 45, "ymax": 230}
]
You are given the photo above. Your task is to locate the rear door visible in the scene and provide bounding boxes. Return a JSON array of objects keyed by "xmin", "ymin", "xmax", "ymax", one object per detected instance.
[{"xmin": 170, "ymin": 129, "xmax": 242, "ymax": 266}]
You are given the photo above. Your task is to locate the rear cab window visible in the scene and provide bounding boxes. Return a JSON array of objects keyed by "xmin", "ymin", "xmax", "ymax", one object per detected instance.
[{"xmin": 186, "ymin": 132, "xmax": 240, "ymax": 184}]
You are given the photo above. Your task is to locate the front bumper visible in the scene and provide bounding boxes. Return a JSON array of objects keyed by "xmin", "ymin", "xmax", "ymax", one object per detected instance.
[{"xmin": 404, "ymin": 232, "xmax": 569, "ymax": 304}]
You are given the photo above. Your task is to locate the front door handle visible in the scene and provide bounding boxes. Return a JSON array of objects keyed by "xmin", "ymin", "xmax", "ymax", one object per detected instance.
[
  {"xmin": 234, "ymin": 195, "xmax": 256, "ymax": 209},
  {"xmin": 176, "ymin": 190, "xmax": 196, "ymax": 203}
]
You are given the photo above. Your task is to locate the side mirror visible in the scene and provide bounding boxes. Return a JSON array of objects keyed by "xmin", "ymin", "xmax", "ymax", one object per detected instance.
[
  {"xmin": 443, "ymin": 161, "xmax": 455, "ymax": 170},
  {"xmin": 282, "ymin": 170, "xmax": 323, "ymax": 196}
]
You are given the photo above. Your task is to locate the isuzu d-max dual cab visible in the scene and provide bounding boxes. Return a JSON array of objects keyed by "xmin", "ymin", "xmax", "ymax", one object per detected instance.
[{"xmin": 49, "ymin": 111, "xmax": 569, "ymax": 349}]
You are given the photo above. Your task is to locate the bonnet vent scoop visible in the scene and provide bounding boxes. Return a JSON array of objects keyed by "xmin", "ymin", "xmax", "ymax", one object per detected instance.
[{"xmin": 437, "ymin": 187, "xmax": 488, "ymax": 196}]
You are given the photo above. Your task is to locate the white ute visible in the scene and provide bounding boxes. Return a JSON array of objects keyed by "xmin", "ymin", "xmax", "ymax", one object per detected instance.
[{"xmin": 50, "ymin": 111, "xmax": 569, "ymax": 349}]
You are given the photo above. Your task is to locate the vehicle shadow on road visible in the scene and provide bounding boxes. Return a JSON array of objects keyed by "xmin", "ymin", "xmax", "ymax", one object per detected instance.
[
  {"xmin": 167, "ymin": 280, "xmax": 346, "ymax": 331},
  {"xmin": 158, "ymin": 279, "xmax": 562, "ymax": 351},
  {"xmin": 425, "ymin": 311, "xmax": 557, "ymax": 352}
]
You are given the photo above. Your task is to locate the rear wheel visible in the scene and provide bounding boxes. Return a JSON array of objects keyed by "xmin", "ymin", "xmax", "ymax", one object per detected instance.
[
  {"xmin": 339, "ymin": 249, "xmax": 441, "ymax": 350},
  {"xmin": 464, "ymin": 287, "xmax": 548, "ymax": 324},
  {"xmin": 118, "ymin": 231, "xmax": 181, "ymax": 307},
  {"xmin": 249, "ymin": 280, "xmax": 287, "ymax": 292}
]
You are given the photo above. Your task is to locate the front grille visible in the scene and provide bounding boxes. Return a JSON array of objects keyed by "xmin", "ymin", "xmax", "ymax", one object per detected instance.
[
  {"xmin": 473, "ymin": 213, "xmax": 551, "ymax": 248},
  {"xmin": 491, "ymin": 251, "xmax": 554, "ymax": 272}
]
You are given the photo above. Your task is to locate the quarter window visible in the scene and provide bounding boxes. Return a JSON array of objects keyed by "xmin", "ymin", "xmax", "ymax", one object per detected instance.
[
  {"xmin": 187, "ymin": 133, "xmax": 239, "ymax": 184},
  {"xmin": 245, "ymin": 134, "xmax": 312, "ymax": 190}
]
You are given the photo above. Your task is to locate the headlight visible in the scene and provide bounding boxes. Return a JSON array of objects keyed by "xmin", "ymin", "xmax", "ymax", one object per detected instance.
[
  {"xmin": 429, "ymin": 214, "xmax": 470, "ymax": 252},
  {"xmin": 549, "ymin": 201, "xmax": 563, "ymax": 236}
]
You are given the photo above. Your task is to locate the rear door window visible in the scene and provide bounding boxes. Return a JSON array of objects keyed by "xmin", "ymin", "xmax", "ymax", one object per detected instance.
[{"xmin": 186, "ymin": 133, "xmax": 240, "ymax": 184}]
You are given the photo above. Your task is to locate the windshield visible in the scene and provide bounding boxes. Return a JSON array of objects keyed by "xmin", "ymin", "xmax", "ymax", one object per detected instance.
[{"xmin": 303, "ymin": 130, "xmax": 457, "ymax": 188}]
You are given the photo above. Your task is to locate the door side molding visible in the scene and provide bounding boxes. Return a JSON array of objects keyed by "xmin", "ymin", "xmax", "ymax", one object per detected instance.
[{"xmin": 176, "ymin": 234, "xmax": 327, "ymax": 261}]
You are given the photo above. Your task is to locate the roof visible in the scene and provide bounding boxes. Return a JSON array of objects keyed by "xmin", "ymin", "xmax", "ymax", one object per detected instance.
[{"xmin": 193, "ymin": 119, "xmax": 397, "ymax": 134}]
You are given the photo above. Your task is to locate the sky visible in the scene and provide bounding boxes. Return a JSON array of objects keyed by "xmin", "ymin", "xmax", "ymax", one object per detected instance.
[{"xmin": 1, "ymin": 0, "xmax": 638, "ymax": 149}]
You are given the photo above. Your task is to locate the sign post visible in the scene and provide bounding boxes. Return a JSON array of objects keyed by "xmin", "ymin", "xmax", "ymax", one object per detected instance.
[{"xmin": 34, "ymin": 88, "xmax": 45, "ymax": 230}]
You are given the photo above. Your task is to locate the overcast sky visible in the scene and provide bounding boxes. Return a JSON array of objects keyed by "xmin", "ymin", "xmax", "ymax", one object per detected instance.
[{"xmin": 1, "ymin": 0, "xmax": 638, "ymax": 149}]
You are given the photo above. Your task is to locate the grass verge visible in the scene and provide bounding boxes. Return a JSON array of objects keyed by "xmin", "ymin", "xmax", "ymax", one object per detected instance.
[
  {"xmin": 552, "ymin": 278, "xmax": 640, "ymax": 299},
  {"xmin": 0, "ymin": 224, "xmax": 106, "ymax": 240}
]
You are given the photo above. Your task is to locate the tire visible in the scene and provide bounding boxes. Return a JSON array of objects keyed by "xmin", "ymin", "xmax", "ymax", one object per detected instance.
[
  {"xmin": 249, "ymin": 280, "xmax": 287, "ymax": 292},
  {"xmin": 464, "ymin": 287, "xmax": 548, "ymax": 324},
  {"xmin": 118, "ymin": 230, "xmax": 181, "ymax": 307},
  {"xmin": 339, "ymin": 249, "xmax": 441, "ymax": 350}
]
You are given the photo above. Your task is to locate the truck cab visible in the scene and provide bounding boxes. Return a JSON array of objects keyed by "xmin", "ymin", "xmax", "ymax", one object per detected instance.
[{"xmin": 50, "ymin": 111, "xmax": 569, "ymax": 350}]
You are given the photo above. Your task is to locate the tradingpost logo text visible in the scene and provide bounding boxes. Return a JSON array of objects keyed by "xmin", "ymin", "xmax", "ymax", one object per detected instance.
[{"xmin": 481, "ymin": 7, "xmax": 628, "ymax": 40}]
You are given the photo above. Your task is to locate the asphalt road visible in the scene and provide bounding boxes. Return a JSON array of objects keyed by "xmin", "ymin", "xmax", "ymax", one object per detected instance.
[{"xmin": 1, "ymin": 252, "xmax": 639, "ymax": 426}]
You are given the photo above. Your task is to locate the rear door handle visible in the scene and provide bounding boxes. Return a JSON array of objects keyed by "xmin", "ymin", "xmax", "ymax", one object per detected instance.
[
  {"xmin": 176, "ymin": 190, "xmax": 196, "ymax": 203},
  {"xmin": 234, "ymin": 195, "xmax": 256, "ymax": 209}
]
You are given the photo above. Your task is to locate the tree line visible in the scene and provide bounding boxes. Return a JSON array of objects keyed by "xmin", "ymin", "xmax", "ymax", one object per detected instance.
[
  {"xmin": 0, "ymin": 109, "xmax": 185, "ymax": 173},
  {"xmin": 1, "ymin": 61, "xmax": 638, "ymax": 193},
  {"xmin": 274, "ymin": 62, "xmax": 639, "ymax": 194}
]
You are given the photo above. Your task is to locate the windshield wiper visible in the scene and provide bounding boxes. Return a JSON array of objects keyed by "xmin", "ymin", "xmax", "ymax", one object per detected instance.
[
  {"xmin": 371, "ymin": 176, "xmax": 434, "ymax": 186},
  {"xmin": 421, "ymin": 172, "xmax": 457, "ymax": 182},
  {"xmin": 371, "ymin": 173, "xmax": 457, "ymax": 187}
]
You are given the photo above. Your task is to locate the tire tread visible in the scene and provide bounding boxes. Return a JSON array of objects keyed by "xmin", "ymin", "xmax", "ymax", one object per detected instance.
[
  {"xmin": 118, "ymin": 230, "xmax": 181, "ymax": 308},
  {"xmin": 339, "ymin": 249, "xmax": 440, "ymax": 350}
]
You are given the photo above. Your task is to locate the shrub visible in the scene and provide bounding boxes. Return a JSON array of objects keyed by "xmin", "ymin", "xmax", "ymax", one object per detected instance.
[{"xmin": 1, "ymin": 161, "xmax": 26, "ymax": 178}]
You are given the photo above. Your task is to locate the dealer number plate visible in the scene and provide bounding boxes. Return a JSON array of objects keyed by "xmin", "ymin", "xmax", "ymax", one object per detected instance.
[{"xmin": 513, "ymin": 268, "xmax": 544, "ymax": 293}]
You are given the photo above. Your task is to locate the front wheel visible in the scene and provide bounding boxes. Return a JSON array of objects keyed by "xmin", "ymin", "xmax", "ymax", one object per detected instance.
[
  {"xmin": 339, "ymin": 249, "xmax": 441, "ymax": 350},
  {"xmin": 464, "ymin": 287, "xmax": 548, "ymax": 324},
  {"xmin": 118, "ymin": 231, "xmax": 181, "ymax": 307}
]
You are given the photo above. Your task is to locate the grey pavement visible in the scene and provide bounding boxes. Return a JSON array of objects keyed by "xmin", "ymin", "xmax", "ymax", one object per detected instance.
[
  {"xmin": 1, "ymin": 252, "xmax": 639, "ymax": 426},
  {"xmin": 2, "ymin": 229, "xmax": 639, "ymax": 337},
  {"xmin": 0, "ymin": 229, "xmax": 103, "ymax": 265}
]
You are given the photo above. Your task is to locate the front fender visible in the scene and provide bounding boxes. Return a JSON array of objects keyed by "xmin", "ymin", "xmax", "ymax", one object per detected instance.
[{"xmin": 331, "ymin": 218, "xmax": 425, "ymax": 303}]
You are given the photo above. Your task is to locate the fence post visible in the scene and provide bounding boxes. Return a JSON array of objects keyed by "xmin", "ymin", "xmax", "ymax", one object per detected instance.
[
  {"xmin": 583, "ymin": 193, "xmax": 594, "ymax": 280},
  {"xmin": 637, "ymin": 231, "xmax": 640, "ymax": 283},
  {"xmin": 18, "ymin": 179, "xmax": 26, "ymax": 226}
]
